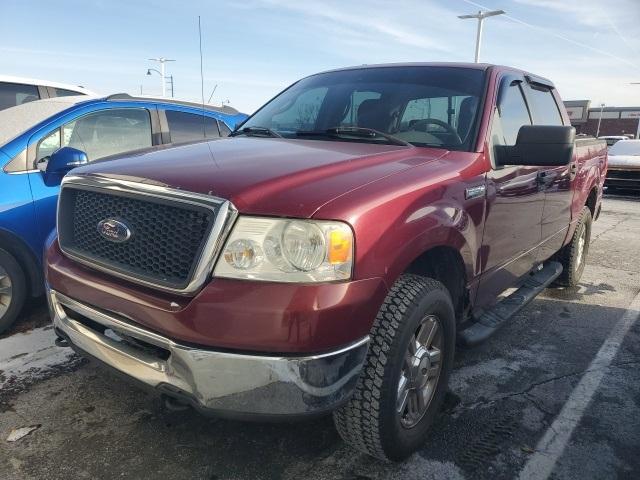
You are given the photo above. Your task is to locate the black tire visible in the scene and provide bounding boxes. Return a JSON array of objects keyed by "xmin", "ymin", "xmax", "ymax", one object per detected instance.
[
  {"xmin": 555, "ymin": 206, "xmax": 592, "ymax": 287},
  {"xmin": 0, "ymin": 248, "xmax": 27, "ymax": 334},
  {"xmin": 333, "ymin": 274, "xmax": 456, "ymax": 461}
]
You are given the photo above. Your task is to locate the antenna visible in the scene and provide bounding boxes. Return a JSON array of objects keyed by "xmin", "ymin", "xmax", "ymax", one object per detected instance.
[
  {"xmin": 198, "ymin": 15, "xmax": 206, "ymax": 137},
  {"xmin": 208, "ymin": 84, "xmax": 218, "ymax": 104}
]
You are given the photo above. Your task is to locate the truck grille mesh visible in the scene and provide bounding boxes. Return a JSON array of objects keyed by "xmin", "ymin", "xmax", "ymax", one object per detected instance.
[{"xmin": 58, "ymin": 187, "xmax": 217, "ymax": 289}]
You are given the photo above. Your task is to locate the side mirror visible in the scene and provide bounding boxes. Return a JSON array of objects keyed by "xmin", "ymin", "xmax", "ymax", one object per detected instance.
[
  {"xmin": 496, "ymin": 125, "xmax": 575, "ymax": 167},
  {"xmin": 43, "ymin": 147, "xmax": 88, "ymax": 186}
]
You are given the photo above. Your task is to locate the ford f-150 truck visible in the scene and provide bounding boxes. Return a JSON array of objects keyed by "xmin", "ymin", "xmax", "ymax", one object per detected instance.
[{"xmin": 45, "ymin": 63, "xmax": 607, "ymax": 461}]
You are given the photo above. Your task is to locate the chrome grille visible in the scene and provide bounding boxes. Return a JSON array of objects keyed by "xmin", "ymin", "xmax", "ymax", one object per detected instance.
[{"xmin": 57, "ymin": 176, "xmax": 234, "ymax": 293}]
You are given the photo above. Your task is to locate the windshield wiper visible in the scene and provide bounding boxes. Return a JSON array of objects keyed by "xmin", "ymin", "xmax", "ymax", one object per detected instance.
[
  {"xmin": 295, "ymin": 127, "xmax": 412, "ymax": 147},
  {"xmin": 230, "ymin": 126, "xmax": 282, "ymax": 138}
]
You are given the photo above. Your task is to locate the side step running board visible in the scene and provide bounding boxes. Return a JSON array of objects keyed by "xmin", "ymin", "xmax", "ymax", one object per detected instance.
[{"xmin": 459, "ymin": 261, "xmax": 563, "ymax": 347}]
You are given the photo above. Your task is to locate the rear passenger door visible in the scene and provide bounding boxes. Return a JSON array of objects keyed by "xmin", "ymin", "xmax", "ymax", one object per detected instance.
[
  {"xmin": 163, "ymin": 109, "xmax": 221, "ymax": 144},
  {"xmin": 523, "ymin": 82, "xmax": 573, "ymax": 261}
]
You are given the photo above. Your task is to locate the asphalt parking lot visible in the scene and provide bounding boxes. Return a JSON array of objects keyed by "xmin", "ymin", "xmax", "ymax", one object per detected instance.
[{"xmin": 1, "ymin": 193, "xmax": 639, "ymax": 480}]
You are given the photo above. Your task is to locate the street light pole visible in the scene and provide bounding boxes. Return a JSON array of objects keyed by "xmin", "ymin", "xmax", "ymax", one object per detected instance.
[
  {"xmin": 596, "ymin": 103, "xmax": 605, "ymax": 137},
  {"xmin": 458, "ymin": 10, "xmax": 505, "ymax": 63},
  {"xmin": 148, "ymin": 57, "xmax": 175, "ymax": 97},
  {"xmin": 630, "ymin": 84, "xmax": 640, "ymax": 138}
]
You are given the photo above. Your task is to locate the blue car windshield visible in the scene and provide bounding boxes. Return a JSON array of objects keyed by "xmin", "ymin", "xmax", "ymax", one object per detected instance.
[{"xmin": 241, "ymin": 66, "xmax": 486, "ymax": 151}]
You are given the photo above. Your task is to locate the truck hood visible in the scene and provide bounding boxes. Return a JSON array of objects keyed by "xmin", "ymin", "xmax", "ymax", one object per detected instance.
[{"xmin": 73, "ymin": 137, "xmax": 448, "ymax": 217}]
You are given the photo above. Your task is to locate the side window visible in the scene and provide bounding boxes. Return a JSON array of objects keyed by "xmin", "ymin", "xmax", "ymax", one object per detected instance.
[
  {"xmin": 51, "ymin": 87, "xmax": 83, "ymax": 97},
  {"xmin": 526, "ymin": 86, "xmax": 564, "ymax": 126},
  {"xmin": 0, "ymin": 82, "xmax": 40, "ymax": 110},
  {"xmin": 271, "ymin": 87, "xmax": 328, "ymax": 131},
  {"xmin": 218, "ymin": 121, "xmax": 231, "ymax": 137},
  {"xmin": 165, "ymin": 110, "xmax": 219, "ymax": 144},
  {"xmin": 62, "ymin": 108, "xmax": 152, "ymax": 161},
  {"xmin": 36, "ymin": 129, "xmax": 61, "ymax": 162},
  {"xmin": 491, "ymin": 83, "xmax": 532, "ymax": 147}
]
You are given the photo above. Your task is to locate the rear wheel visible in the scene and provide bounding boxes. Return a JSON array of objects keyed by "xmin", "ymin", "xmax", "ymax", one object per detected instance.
[
  {"xmin": 555, "ymin": 206, "xmax": 592, "ymax": 287},
  {"xmin": 333, "ymin": 274, "xmax": 455, "ymax": 461},
  {"xmin": 0, "ymin": 248, "xmax": 26, "ymax": 334}
]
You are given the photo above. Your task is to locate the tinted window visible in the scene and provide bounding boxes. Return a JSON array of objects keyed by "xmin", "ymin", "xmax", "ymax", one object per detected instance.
[
  {"xmin": 527, "ymin": 86, "xmax": 563, "ymax": 125},
  {"xmin": 62, "ymin": 108, "xmax": 152, "ymax": 161},
  {"xmin": 166, "ymin": 110, "xmax": 220, "ymax": 144},
  {"xmin": 243, "ymin": 67, "xmax": 485, "ymax": 151},
  {"xmin": 218, "ymin": 121, "xmax": 231, "ymax": 137},
  {"xmin": 492, "ymin": 83, "xmax": 531, "ymax": 147},
  {"xmin": 0, "ymin": 82, "xmax": 40, "ymax": 110},
  {"xmin": 52, "ymin": 87, "xmax": 83, "ymax": 97}
]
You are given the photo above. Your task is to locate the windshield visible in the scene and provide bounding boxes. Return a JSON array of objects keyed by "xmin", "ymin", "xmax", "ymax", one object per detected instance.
[
  {"xmin": 241, "ymin": 66, "xmax": 486, "ymax": 151},
  {"xmin": 608, "ymin": 140, "xmax": 640, "ymax": 156}
]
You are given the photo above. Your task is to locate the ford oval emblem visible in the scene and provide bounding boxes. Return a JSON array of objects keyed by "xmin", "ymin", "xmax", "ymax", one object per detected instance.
[{"xmin": 97, "ymin": 218, "xmax": 132, "ymax": 243}]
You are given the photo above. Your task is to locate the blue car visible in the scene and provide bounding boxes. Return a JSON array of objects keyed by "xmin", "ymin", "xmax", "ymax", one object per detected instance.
[{"xmin": 0, "ymin": 93, "xmax": 248, "ymax": 332}]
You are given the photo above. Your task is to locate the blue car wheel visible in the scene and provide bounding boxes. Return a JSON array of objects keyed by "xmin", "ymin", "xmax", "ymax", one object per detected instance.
[{"xmin": 0, "ymin": 248, "xmax": 26, "ymax": 334}]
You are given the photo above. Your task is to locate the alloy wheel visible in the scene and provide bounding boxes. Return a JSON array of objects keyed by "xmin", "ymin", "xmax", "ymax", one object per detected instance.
[
  {"xmin": 575, "ymin": 224, "xmax": 586, "ymax": 271},
  {"xmin": 396, "ymin": 314, "xmax": 443, "ymax": 428},
  {"xmin": 0, "ymin": 265, "xmax": 13, "ymax": 319}
]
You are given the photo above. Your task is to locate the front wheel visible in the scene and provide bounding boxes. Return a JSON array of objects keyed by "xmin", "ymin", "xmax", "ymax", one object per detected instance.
[
  {"xmin": 0, "ymin": 248, "xmax": 26, "ymax": 334},
  {"xmin": 333, "ymin": 274, "xmax": 456, "ymax": 461}
]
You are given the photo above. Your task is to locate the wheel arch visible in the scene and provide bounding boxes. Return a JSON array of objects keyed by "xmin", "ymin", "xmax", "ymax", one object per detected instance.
[
  {"xmin": 0, "ymin": 228, "xmax": 43, "ymax": 298},
  {"xmin": 403, "ymin": 244, "xmax": 469, "ymax": 323},
  {"xmin": 585, "ymin": 185, "xmax": 598, "ymax": 218}
]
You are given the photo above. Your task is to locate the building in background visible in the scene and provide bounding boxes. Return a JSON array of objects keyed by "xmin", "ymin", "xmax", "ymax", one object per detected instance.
[{"xmin": 564, "ymin": 100, "xmax": 640, "ymax": 139}]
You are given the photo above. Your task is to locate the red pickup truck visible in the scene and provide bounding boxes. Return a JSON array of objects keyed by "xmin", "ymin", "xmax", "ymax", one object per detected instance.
[{"xmin": 45, "ymin": 63, "xmax": 607, "ymax": 461}]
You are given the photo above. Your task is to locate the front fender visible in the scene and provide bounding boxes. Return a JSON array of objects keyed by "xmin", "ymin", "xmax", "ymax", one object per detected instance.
[
  {"xmin": 373, "ymin": 199, "xmax": 482, "ymax": 289},
  {"xmin": 313, "ymin": 155, "xmax": 487, "ymax": 289}
]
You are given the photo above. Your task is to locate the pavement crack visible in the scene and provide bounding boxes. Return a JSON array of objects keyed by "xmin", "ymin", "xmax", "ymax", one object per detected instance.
[
  {"xmin": 455, "ymin": 363, "xmax": 630, "ymax": 412},
  {"xmin": 524, "ymin": 393, "xmax": 555, "ymax": 417}
]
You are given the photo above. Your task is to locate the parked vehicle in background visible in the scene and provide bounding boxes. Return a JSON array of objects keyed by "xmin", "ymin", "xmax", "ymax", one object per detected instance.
[
  {"xmin": 605, "ymin": 139, "xmax": 640, "ymax": 191},
  {"xmin": 0, "ymin": 75, "xmax": 94, "ymax": 111},
  {"xmin": 46, "ymin": 63, "xmax": 606, "ymax": 461},
  {"xmin": 598, "ymin": 135, "xmax": 629, "ymax": 147},
  {"xmin": 0, "ymin": 94, "xmax": 247, "ymax": 333}
]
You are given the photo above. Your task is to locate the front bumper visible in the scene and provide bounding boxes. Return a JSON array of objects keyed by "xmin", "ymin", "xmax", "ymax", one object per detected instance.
[{"xmin": 49, "ymin": 289, "xmax": 369, "ymax": 418}]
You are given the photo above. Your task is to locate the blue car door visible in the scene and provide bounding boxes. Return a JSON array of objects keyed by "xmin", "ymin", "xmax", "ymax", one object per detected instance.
[{"xmin": 27, "ymin": 106, "xmax": 158, "ymax": 255}]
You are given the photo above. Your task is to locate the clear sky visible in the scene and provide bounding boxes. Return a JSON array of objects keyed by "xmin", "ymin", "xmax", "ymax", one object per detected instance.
[{"xmin": 2, "ymin": 0, "xmax": 639, "ymax": 114}]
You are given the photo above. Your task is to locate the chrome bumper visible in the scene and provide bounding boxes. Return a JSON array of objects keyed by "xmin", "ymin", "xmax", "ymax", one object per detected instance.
[{"xmin": 49, "ymin": 289, "xmax": 369, "ymax": 418}]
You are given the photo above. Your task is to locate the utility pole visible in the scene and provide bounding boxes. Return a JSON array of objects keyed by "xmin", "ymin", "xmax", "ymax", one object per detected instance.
[
  {"xmin": 458, "ymin": 10, "xmax": 505, "ymax": 63},
  {"xmin": 596, "ymin": 103, "xmax": 606, "ymax": 137},
  {"xmin": 630, "ymin": 84, "xmax": 640, "ymax": 138},
  {"xmin": 148, "ymin": 57, "xmax": 175, "ymax": 97}
]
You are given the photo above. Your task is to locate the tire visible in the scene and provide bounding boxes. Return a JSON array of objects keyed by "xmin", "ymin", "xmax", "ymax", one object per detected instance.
[
  {"xmin": 0, "ymin": 248, "xmax": 27, "ymax": 334},
  {"xmin": 333, "ymin": 274, "xmax": 456, "ymax": 461},
  {"xmin": 555, "ymin": 206, "xmax": 592, "ymax": 287}
]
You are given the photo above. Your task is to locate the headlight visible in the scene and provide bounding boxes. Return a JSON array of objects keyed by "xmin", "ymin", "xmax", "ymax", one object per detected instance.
[{"xmin": 214, "ymin": 216, "xmax": 353, "ymax": 282}]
